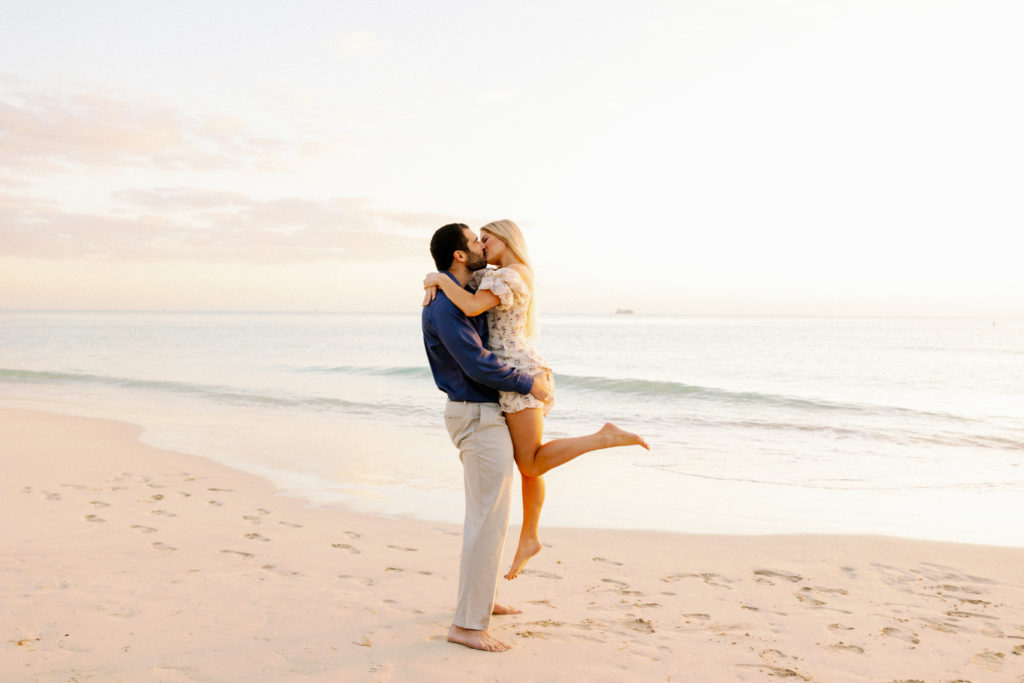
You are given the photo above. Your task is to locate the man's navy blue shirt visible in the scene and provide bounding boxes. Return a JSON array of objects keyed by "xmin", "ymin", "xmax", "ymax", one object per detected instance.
[{"xmin": 422, "ymin": 271, "xmax": 533, "ymax": 402}]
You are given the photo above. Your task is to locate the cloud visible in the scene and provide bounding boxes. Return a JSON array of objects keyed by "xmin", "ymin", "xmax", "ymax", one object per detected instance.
[
  {"xmin": 1, "ymin": 189, "xmax": 457, "ymax": 263},
  {"xmin": 337, "ymin": 30, "xmax": 378, "ymax": 59},
  {"xmin": 0, "ymin": 81, "xmax": 327, "ymax": 173},
  {"xmin": 111, "ymin": 187, "xmax": 253, "ymax": 211}
]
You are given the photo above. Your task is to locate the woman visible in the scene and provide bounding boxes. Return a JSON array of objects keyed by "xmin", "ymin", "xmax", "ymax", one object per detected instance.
[{"xmin": 424, "ymin": 219, "xmax": 649, "ymax": 580}]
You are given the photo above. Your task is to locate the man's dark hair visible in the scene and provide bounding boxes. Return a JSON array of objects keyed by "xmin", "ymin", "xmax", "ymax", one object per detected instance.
[{"xmin": 429, "ymin": 223, "xmax": 470, "ymax": 271}]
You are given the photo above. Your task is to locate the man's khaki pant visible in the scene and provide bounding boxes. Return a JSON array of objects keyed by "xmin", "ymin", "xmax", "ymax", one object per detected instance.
[{"xmin": 444, "ymin": 400, "xmax": 514, "ymax": 630}]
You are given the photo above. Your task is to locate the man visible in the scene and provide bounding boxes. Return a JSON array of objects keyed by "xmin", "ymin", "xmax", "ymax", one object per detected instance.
[{"xmin": 422, "ymin": 223, "xmax": 552, "ymax": 652}]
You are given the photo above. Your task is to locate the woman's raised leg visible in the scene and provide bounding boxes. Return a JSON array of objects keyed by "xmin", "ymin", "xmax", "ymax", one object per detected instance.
[{"xmin": 508, "ymin": 414, "xmax": 649, "ymax": 480}]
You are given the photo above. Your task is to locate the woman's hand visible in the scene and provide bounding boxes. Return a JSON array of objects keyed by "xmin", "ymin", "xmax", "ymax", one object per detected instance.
[
  {"xmin": 423, "ymin": 272, "xmax": 447, "ymax": 289},
  {"xmin": 422, "ymin": 272, "xmax": 445, "ymax": 306}
]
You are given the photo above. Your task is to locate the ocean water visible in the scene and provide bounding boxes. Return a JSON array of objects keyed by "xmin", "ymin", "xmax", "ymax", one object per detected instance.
[{"xmin": 2, "ymin": 311, "xmax": 1022, "ymax": 546}]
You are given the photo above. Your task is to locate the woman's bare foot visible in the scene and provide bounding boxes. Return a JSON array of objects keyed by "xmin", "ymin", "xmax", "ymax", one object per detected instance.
[
  {"xmin": 599, "ymin": 422, "xmax": 650, "ymax": 450},
  {"xmin": 492, "ymin": 602, "xmax": 522, "ymax": 615},
  {"xmin": 504, "ymin": 537, "xmax": 542, "ymax": 580},
  {"xmin": 447, "ymin": 625, "xmax": 513, "ymax": 652}
]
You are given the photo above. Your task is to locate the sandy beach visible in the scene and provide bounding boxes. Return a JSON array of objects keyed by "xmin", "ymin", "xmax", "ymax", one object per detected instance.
[{"xmin": 3, "ymin": 406, "xmax": 1023, "ymax": 682}]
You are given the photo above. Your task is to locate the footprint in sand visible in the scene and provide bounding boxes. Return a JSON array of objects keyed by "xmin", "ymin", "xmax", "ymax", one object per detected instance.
[
  {"xmin": 825, "ymin": 642, "xmax": 864, "ymax": 654},
  {"xmin": 980, "ymin": 623, "xmax": 1004, "ymax": 638},
  {"xmin": 130, "ymin": 525, "xmax": 158, "ymax": 534},
  {"xmin": 149, "ymin": 494, "xmax": 164, "ymax": 501},
  {"xmin": 385, "ymin": 567, "xmax": 404, "ymax": 572},
  {"xmin": 796, "ymin": 586, "xmax": 850, "ymax": 608},
  {"xmin": 40, "ymin": 491, "xmax": 61, "ymax": 501},
  {"xmin": 881, "ymin": 627, "xmax": 920, "ymax": 644},
  {"xmin": 970, "ymin": 650, "xmax": 1005, "ymax": 672},
  {"xmin": 522, "ymin": 569, "xmax": 562, "ymax": 580},
  {"xmin": 338, "ymin": 574, "xmax": 376, "ymax": 586},
  {"xmin": 332, "ymin": 543, "xmax": 361, "ymax": 554},
  {"xmin": 754, "ymin": 569, "xmax": 803, "ymax": 584},
  {"xmin": 828, "ymin": 623, "xmax": 854, "ymax": 632},
  {"xmin": 921, "ymin": 561, "xmax": 997, "ymax": 585},
  {"xmin": 261, "ymin": 565, "xmax": 301, "ymax": 576},
  {"xmin": 89, "ymin": 501, "xmax": 111, "ymax": 508},
  {"xmin": 622, "ymin": 617, "xmax": 655, "ymax": 634},
  {"xmin": 208, "ymin": 487, "xmax": 234, "ymax": 492},
  {"xmin": 516, "ymin": 629, "xmax": 548, "ymax": 639},
  {"xmin": 244, "ymin": 533, "xmax": 270, "ymax": 543},
  {"xmin": 150, "ymin": 542, "xmax": 176, "ymax": 553},
  {"xmin": 208, "ymin": 500, "xmax": 223, "ymax": 506},
  {"xmin": 346, "ymin": 530, "xmax": 362, "ymax": 538},
  {"xmin": 735, "ymin": 665, "xmax": 811, "ymax": 681},
  {"xmin": 278, "ymin": 521, "xmax": 303, "ymax": 528},
  {"xmin": 220, "ymin": 549, "xmax": 254, "ymax": 559},
  {"xmin": 662, "ymin": 572, "xmax": 734, "ymax": 589},
  {"xmin": 935, "ymin": 583, "xmax": 984, "ymax": 595},
  {"xmin": 593, "ymin": 557, "xmax": 623, "ymax": 566},
  {"xmin": 150, "ymin": 510, "xmax": 177, "ymax": 517},
  {"xmin": 177, "ymin": 492, "xmax": 191, "ymax": 498},
  {"xmin": 946, "ymin": 609, "xmax": 993, "ymax": 619},
  {"xmin": 795, "ymin": 593, "xmax": 826, "ymax": 606},
  {"xmin": 759, "ymin": 649, "xmax": 799, "ymax": 666},
  {"xmin": 601, "ymin": 578, "xmax": 628, "ymax": 587},
  {"xmin": 958, "ymin": 597, "xmax": 992, "ymax": 606},
  {"xmin": 61, "ymin": 483, "xmax": 88, "ymax": 490},
  {"xmin": 387, "ymin": 545, "xmax": 417, "ymax": 552},
  {"xmin": 83, "ymin": 514, "xmax": 105, "ymax": 523},
  {"xmin": 242, "ymin": 515, "xmax": 261, "ymax": 525},
  {"xmin": 917, "ymin": 617, "xmax": 961, "ymax": 634}
]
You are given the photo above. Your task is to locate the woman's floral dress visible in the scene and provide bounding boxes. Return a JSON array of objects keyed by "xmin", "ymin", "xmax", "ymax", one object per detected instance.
[{"xmin": 472, "ymin": 267, "xmax": 553, "ymax": 415}]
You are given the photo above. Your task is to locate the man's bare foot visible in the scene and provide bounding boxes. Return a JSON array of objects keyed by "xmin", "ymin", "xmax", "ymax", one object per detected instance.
[
  {"xmin": 504, "ymin": 537, "xmax": 542, "ymax": 580},
  {"xmin": 447, "ymin": 625, "xmax": 513, "ymax": 652},
  {"xmin": 599, "ymin": 422, "xmax": 650, "ymax": 450},
  {"xmin": 492, "ymin": 602, "xmax": 522, "ymax": 615}
]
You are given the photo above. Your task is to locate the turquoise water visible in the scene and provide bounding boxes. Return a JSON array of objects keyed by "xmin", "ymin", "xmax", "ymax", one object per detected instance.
[{"xmin": 2, "ymin": 311, "xmax": 1022, "ymax": 545}]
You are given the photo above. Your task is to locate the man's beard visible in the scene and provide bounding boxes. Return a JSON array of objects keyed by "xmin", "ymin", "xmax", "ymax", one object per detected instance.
[{"xmin": 466, "ymin": 252, "xmax": 488, "ymax": 271}]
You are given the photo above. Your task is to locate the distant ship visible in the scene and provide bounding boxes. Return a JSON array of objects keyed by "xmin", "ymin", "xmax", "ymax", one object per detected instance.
[{"xmin": 615, "ymin": 308, "xmax": 634, "ymax": 315}]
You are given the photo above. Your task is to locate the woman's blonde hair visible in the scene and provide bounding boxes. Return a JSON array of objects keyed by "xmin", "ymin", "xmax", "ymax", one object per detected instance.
[{"xmin": 480, "ymin": 219, "xmax": 537, "ymax": 338}]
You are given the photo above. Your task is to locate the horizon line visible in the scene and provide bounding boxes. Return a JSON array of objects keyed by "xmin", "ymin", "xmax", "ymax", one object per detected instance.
[{"xmin": 1, "ymin": 308, "xmax": 1021, "ymax": 321}]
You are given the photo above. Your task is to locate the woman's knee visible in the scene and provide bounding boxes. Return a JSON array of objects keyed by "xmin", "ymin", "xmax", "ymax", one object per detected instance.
[{"xmin": 515, "ymin": 455, "xmax": 543, "ymax": 478}]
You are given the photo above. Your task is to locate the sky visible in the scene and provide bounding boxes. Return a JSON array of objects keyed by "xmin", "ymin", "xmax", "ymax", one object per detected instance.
[{"xmin": 1, "ymin": 0, "xmax": 1022, "ymax": 315}]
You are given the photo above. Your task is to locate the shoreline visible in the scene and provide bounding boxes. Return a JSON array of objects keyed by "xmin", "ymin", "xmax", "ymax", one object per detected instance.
[
  {"xmin": 4, "ymin": 406, "xmax": 1024, "ymax": 681},
  {"xmin": 4, "ymin": 394, "xmax": 1021, "ymax": 549}
]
